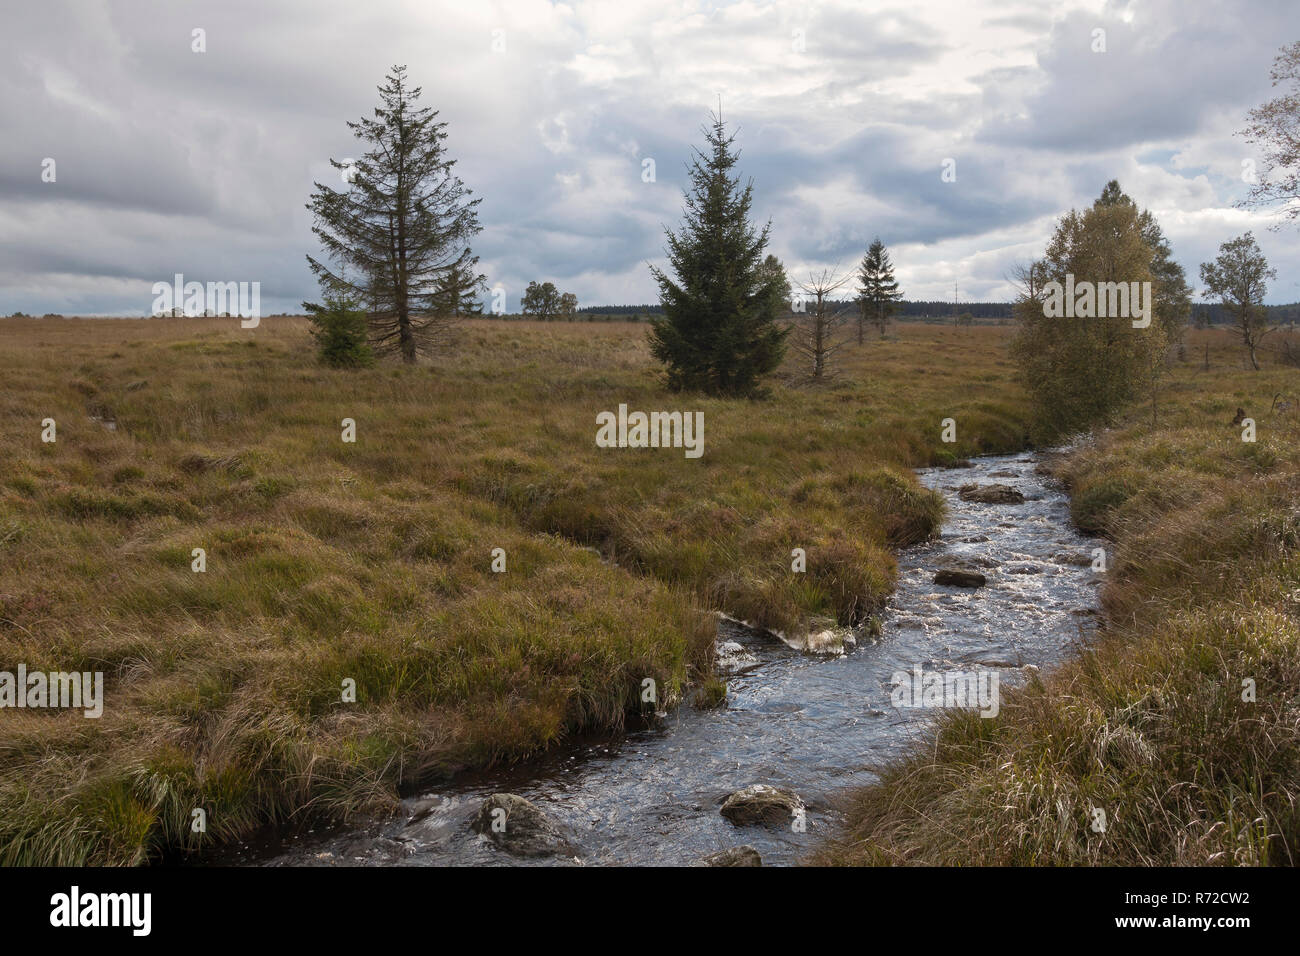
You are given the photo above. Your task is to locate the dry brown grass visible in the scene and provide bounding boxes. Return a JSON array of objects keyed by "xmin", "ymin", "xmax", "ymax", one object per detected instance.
[
  {"xmin": 0, "ymin": 315, "xmax": 1027, "ymax": 864},
  {"xmin": 812, "ymin": 328, "xmax": 1300, "ymax": 866}
]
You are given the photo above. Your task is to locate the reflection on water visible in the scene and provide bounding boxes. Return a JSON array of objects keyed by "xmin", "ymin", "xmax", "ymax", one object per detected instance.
[{"xmin": 241, "ymin": 453, "xmax": 1100, "ymax": 867}]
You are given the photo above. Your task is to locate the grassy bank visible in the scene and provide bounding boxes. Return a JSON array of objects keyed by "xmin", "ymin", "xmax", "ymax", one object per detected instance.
[
  {"xmin": 0, "ymin": 317, "xmax": 1027, "ymax": 865},
  {"xmin": 813, "ymin": 327, "xmax": 1300, "ymax": 866}
]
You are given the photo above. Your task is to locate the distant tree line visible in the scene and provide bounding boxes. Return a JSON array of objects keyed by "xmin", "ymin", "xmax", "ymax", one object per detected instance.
[
  {"xmin": 896, "ymin": 300, "xmax": 1012, "ymax": 319},
  {"xmin": 1192, "ymin": 301, "xmax": 1300, "ymax": 327},
  {"xmin": 571, "ymin": 299, "xmax": 1299, "ymax": 325},
  {"xmin": 574, "ymin": 300, "xmax": 1013, "ymax": 319},
  {"xmin": 577, "ymin": 304, "xmax": 661, "ymax": 315}
]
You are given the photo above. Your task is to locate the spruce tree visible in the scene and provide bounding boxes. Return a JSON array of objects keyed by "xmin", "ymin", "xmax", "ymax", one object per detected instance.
[
  {"xmin": 309, "ymin": 285, "xmax": 373, "ymax": 368},
  {"xmin": 435, "ymin": 263, "xmax": 486, "ymax": 317},
  {"xmin": 648, "ymin": 114, "xmax": 788, "ymax": 396},
  {"xmin": 761, "ymin": 254, "xmax": 792, "ymax": 306},
  {"xmin": 857, "ymin": 238, "xmax": 903, "ymax": 342},
  {"xmin": 304, "ymin": 65, "xmax": 483, "ymax": 363}
]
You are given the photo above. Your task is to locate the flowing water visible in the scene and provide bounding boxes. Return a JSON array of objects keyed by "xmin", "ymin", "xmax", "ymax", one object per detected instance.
[{"xmin": 234, "ymin": 452, "xmax": 1101, "ymax": 867}]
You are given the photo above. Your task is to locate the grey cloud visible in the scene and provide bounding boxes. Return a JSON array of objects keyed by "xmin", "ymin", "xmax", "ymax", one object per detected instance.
[
  {"xmin": 1, "ymin": 0, "xmax": 1295, "ymax": 315},
  {"xmin": 976, "ymin": 0, "xmax": 1298, "ymax": 153}
]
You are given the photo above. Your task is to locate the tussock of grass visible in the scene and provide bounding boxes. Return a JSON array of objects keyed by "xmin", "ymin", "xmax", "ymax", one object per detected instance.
[
  {"xmin": 0, "ymin": 317, "xmax": 1028, "ymax": 864},
  {"xmin": 813, "ymin": 329, "xmax": 1300, "ymax": 866}
]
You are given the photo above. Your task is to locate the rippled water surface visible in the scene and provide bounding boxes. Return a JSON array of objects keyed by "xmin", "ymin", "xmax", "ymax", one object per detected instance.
[{"xmin": 240, "ymin": 452, "xmax": 1101, "ymax": 867}]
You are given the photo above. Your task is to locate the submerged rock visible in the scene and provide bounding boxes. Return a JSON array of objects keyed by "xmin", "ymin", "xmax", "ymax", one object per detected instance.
[
  {"xmin": 471, "ymin": 793, "xmax": 572, "ymax": 857},
  {"xmin": 1053, "ymin": 550, "xmax": 1094, "ymax": 567},
  {"xmin": 934, "ymin": 568, "xmax": 987, "ymax": 588},
  {"xmin": 776, "ymin": 616, "xmax": 856, "ymax": 655},
  {"xmin": 715, "ymin": 640, "xmax": 759, "ymax": 671},
  {"xmin": 958, "ymin": 483, "xmax": 1026, "ymax": 504},
  {"xmin": 720, "ymin": 785, "xmax": 805, "ymax": 827},
  {"xmin": 938, "ymin": 553, "xmax": 998, "ymax": 569},
  {"xmin": 699, "ymin": 845, "xmax": 762, "ymax": 867},
  {"xmin": 803, "ymin": 625, "xmax": 856, "ymax": 655},
  {"xmin": 407, "ymin": 796, "xmax": 445, "ymax": 825}
]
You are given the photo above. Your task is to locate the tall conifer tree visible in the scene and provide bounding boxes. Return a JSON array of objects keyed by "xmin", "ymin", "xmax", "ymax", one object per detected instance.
[
  {"xmin": 857, "ymin": 238, "xmax": 903, "ymax": 342},
  {"xmin": 305, "ymin": 66, "xmax": 483, "ymax": 363},
  {"xmin": 648, "ymin": 114, "xmax": 788, "ymax": 396}
]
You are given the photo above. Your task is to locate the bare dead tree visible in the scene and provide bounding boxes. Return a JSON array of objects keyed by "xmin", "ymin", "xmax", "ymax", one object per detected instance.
[
  {"xmin": 791, "ymin": 268, "xmax": 854, "ymax": 384},
  {"xmin": 1007, "ymin": 259, "xmax": 1048, "ymax": 301}
]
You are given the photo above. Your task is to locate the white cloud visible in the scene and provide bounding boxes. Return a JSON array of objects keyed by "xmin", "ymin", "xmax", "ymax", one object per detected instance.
[{"xmin": 0, "ymin": 0, "xmax": 1296, "ymax": 315}]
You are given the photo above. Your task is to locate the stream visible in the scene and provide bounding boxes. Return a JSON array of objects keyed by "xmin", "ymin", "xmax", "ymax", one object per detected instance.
[{"xmin": 232, "ymin": 451, "xmax": 1102, "ymax": 867}]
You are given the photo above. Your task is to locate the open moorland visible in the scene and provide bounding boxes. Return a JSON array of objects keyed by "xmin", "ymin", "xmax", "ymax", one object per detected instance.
[{"xmin": 0, "ymin": 315, "xmax": 1029, "ymax": 865}]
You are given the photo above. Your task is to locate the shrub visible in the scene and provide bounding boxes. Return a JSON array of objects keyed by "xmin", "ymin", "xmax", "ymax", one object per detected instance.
[{"xmin": 308, "ymin": 295, "xmax": 373, "ymax": 368}]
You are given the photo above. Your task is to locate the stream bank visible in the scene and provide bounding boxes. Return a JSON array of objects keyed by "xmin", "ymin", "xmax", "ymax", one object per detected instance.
[{"xmin": 227, "ymin": 451, "xmax": 1100, "ymax": 867}]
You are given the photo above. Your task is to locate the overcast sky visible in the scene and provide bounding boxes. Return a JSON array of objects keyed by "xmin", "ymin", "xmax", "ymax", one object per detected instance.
[{"xmin": 2, "ymin": 0, "xmax": 1298, "ymax": 315}]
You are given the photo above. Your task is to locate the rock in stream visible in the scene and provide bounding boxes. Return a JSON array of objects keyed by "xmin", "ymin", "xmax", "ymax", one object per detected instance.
[
  {"xmin": 471, "ymin": 793, "xmax": 573, "ymax": 857},
  {"xmin": 720, "ymin": 785, "xmax": 806, "ymax": 827},
  {"xmin": 958, "ymin": 483, "xmax": 1026, "ymax": 504}
]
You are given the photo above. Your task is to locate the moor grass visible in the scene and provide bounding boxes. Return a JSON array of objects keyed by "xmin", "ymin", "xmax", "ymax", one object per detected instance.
[
  {"xmin": 811, "ymin": 328, "xmax": 1300, "ymax": 866},
  {"xmin": 0, "ymin": 316, "xmax": 1027, "ymax": 864}
]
